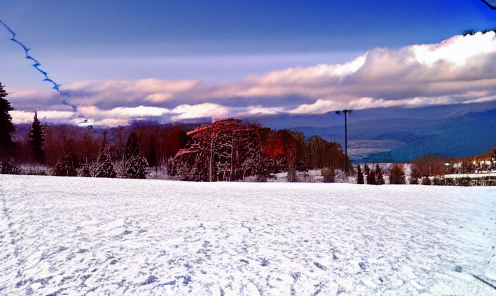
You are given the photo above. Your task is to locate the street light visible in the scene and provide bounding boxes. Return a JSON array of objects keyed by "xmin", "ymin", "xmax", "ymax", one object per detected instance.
[{"xmin": 335, "ymin": 109, "xmax": 352, "ymax": 158}]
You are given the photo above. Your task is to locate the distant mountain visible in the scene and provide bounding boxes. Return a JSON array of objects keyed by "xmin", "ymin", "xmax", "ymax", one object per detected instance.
[{"xmin": 251, "ymin": 102, "xmax": 496, "ymax": 162}]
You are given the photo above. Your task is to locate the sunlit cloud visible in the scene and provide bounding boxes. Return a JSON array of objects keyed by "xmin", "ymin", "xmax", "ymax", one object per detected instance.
[
  {"xmin": 7, "ymin": 32, "xmax": 496, "ymax": 125},
  {"xmin": 171, "ymin": 103, "xmax": 229, "ymax": 121}
]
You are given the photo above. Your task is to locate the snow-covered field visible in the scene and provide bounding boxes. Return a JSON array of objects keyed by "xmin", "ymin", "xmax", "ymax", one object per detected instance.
[{"xmin": 1, "ymin": 175, "xmax": 495, "ymax": 296}]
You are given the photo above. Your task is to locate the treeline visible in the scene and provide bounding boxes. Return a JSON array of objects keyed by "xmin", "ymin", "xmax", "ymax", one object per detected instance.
[
  {"xmin": 168, "ymin": 119, "xmax": 351, "ymax": 182},
  {"xmin": 4, "ymin": 119, "xmax": 190, "ymax": 178},
  {"xmin": 3, "ymin": 114, "xmax": 352, "ymax": 181}
]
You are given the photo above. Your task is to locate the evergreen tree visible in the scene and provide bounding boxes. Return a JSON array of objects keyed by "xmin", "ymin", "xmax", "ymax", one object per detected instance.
[
  {"xmin": 357, "ymin": 164, "xmax": 364, "ymax": 184},
  {"xmin": 29, "ymin": 111, "xmax": 45, "ymax": 163},
  {"xmin": 125, "ymin": 131, "xmax": 140, "ymax": 160},
  {"xmin": 126, "ymin": 154, "xmax": 148, "ymax": 179},
  {"xmin": 124, "ymin": 131, "xmax": 148, "ymax": 179},
  {"xmin": 0, "ymin": 83, "xmax": 16, "ymax": 159},
  {"xmin": 367, "ymin": 170, "xmax": 376, "ymax": 185},
  {"xmin": 376, "ymin": 164, "xmax": 385, "ymax": 185},
  {"xmin": 95, "ymin": 153, "xmax": 116, "ymax": 178}
]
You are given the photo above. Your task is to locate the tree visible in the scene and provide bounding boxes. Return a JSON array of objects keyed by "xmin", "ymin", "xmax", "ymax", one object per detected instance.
[
  {"xmin": 357, "ymin": 164, "xmax": 364, "ymax": 184},
  {"xmin": 276, "ymin": 129, "xmax": 305, "ymax": 182},
  {"xmin": 367, "ymin": 169, "xmax": 376, "ymax": 185},
  {"xmin": 364, "ymin": 164, "xmax": 370, "ymax": 176},
  {"xmin": 0, "ymin": 83, "xmax": 16, "ymax": 159},
  {"xmin": 375, "ymin": 164, "xmax": 385, "ymax": 185},
  {"xmin": 29, "ymin": 111, "xmax": 45, "ymax": 163},
  {"xmin": 124, "ymin": 131, "xmax": 148, "ymax": 179},
  {"xmin": 125, "ymin": 131, "xmax": 140, "ymax": 160},
  {"xmin": 389, "ymin": 164, "xmax": 406, "ymax": 185},
  {"xmin": 95, "ymin": 153, "xmax": 116, "ymax": 178}
]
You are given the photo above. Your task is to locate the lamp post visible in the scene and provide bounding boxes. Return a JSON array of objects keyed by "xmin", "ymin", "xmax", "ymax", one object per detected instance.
[{"xmin": 335, "ymin": 109, "xmax": 352, "ymax": 158}]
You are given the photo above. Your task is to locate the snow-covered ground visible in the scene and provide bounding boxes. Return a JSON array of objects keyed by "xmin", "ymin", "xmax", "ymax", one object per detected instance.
[{"xmin": 1, "ymin": 175, "xmax": 495, "ymax": 296}]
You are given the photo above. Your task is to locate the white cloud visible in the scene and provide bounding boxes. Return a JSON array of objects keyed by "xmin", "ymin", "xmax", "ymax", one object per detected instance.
[
  {"xmin": 7, "ymin": 33, "xmax": 496, "ymax": 122},
  {"xmin": 171, "ymin": 103, "xmax": 229, "ymax": 121},
  {"xmin": 79, "ymin": 105, "xmax": 170, "ymax": 119},
  {"xmin": 463, "ymin": 95, "xmax": 496, "ymax": 104},
  {"xmin": 413, "ymin": 32, "xmax": 496, "ymax": 67},
  {"xmin": 61, "ymin": 79, "xmax": 200, "ymax": 107},
  {"xmin": 9, "ymin": 110, "xmax": 76, "ymax": 124}
]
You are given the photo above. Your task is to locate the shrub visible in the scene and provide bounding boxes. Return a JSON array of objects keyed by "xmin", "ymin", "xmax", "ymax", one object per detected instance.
[
  {"xmin": 432, "ymin": 177, "xmax": 443, "ymax": 186},
  {"xmin": 458, "ymin": 177, "xmax": 472, "ymax": 187},
  {"xmin": 18, "ymin": 164, "xmax": 51, "ymax": 176},
  {"xmin": 0, "ymin": 158, "xmax": 20, "ymax": 175},
  {"xmin": 321, "ymin": 167, "xmax": 335, "ymax": 183},
  {"xmin": 445, "ymin": 178, "xmax": 455, "ymax": 186},
  {"xmin": 53, "ymin": 155, "xmax": 78, "ymax": 177},
  {"xmin": 422, "ymin": 177, "xmax": 432, "ymax": 185}
]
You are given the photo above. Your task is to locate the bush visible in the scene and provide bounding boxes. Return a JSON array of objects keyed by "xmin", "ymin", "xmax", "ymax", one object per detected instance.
[
  {"xmin": 422, "ymin": 177, "xmax": 432, "ymax": 185},
  {"xmin": 432, "ymin": 177, "xmax": 443, "ymax": 186},
  {"xmin": 458, "ymin": 177, "xmax": 472, "ymax": 187},
  {"xmin": 53, "ymin": 155, "xmax": 77, "ymax": 177},
  {"xmin": 18, "ymin": 164, "xmax": 51, "ymax": 176},
  {"xmin": 0, "ymin": 158, "xmax": 20, "ymax": 175},
  {"xmin": 445, "ymin": 178, "xmax": 455, "ymax": 186},
  {"xmin": 321, "ymin": 167, "xmax": 335, "ymax": 183}
]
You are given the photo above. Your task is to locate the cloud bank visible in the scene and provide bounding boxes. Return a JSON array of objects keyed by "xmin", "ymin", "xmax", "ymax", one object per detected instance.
[{"xmin": 9, "ymin": 32, "xmax": 496, "ymax": 126}]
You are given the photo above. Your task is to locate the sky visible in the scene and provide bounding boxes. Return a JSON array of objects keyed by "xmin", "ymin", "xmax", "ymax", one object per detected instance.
[{"xmin": 1, "ymin": 0, "xmax": 496, "ymax": 127}]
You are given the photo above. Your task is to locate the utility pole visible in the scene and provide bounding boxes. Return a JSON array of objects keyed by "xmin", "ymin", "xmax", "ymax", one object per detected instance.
[{"xmin": 335, "ymin": 109, "xmax": 352, "ymax": 158}]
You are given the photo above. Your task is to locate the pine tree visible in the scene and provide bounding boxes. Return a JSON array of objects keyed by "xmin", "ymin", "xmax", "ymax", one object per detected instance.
[
  {"xmin": 0, "ymin": 83, "xmax": 16, "ymax": 159},
  {"xmin": 357, "ymin": 164, "xmax": 364, "ymax": 184},
  {"xmin": 367, "ymin": 169, "xmax": 376, "ymax": 185},
  {"xmin": 124, "ymin": 131, "xmax": 148, "ymax": 179},
  {"xmin": 376, "ymin": 164, "xmax": 385, "ymax": 185},
  {"xmin": 29, "ymin": 111, "xmax": 45, "ymax": 163},
  {"xmin": 125, "ymin": 131, "xmax": 140, "ymax": 160},
  {"xmin": 95, "ymin": 153, "xmax": 116, "ymax": 178}
]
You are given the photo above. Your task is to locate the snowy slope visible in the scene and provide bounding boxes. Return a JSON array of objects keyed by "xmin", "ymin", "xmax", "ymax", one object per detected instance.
[{"xmin": 1, "ymin": 175, "xmax": 495, "ymax": 295}]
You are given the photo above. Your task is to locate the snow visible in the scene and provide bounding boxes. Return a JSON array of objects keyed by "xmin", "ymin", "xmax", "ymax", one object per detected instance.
[{"xmin": 1, "ymin": 175, "xmax": 495, "ymax": 295}]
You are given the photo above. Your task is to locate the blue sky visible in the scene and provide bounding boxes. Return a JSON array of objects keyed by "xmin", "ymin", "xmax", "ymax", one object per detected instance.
[{"xmin": 1, "ymin": 0, "xmax": 496, "ymax": 126}]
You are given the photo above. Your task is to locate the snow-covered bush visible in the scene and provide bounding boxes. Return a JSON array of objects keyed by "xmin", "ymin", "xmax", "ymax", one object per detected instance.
[
  {"xmin": 0, "ymin": 158, "xmax": 20, "ymax": 175},
  {"xmin": 321, "ymin": 167, "xmax": 335, "ymax": 183},
  {"xmin": 18, "ymin": 164, "xmax": 51, "ymax": 176},
  {"xmin": 53, "ymin": 155, "xmax": 77, "ymax": 177}
]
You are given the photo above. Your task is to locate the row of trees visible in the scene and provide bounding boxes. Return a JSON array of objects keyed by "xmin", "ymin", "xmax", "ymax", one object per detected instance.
[{"xmin": 168, "ymin": 119, "xmax": 352, "ymax": 182}]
